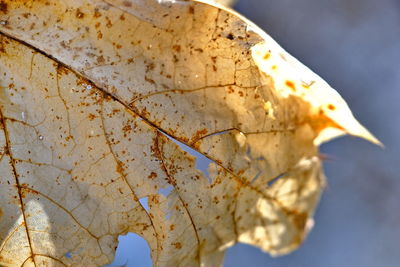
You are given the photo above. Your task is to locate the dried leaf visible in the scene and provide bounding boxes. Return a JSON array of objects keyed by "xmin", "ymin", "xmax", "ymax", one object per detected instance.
[{"xmin": 0, "ymin": 0, "xmax": 378, "ymax": 266}]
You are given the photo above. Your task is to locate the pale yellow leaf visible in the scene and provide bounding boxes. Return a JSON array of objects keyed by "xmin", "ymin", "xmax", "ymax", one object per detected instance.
[{"xmin": 0, "ymin": 0, "xmax": 378, "ymax": 266}]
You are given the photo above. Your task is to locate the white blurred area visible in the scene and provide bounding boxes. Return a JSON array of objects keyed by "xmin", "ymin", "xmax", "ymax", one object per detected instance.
[{"xmin": 109, "ymin": 0, "xmax": 400, "ymax": 266}]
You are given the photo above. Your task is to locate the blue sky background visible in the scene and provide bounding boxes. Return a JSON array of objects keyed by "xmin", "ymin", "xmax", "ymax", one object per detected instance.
[{"xmin": 107, "ymin": 0, "xmax": 400, "ymax": 266}]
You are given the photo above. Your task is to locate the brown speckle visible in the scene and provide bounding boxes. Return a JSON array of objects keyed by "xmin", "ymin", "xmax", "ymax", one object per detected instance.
[
  {"xmin": 263, "ymin": 51, "xmax": 271, "ymax": 60},
  {"xmin": 191, "ymin": 128, "xmax": 208, "ymax": 143},
  {"xmin": 148, "ymin": 172, "xmax": 157, "ymax": 180},
  {"xmin": 172, "ymin": 45, "xmax": 181, "ymax": 53},
  {"xmin": 189, "ymin": 6, "xmax": 194, "ymax": 14},
  {"xmin": 172, "ymin": 242, "xmax": 182, "ymax": 249},
  {"xmin": 88, "ymin": 113, "xmax": 96, "ymax": 121},
  {"xmin": 146, "ymin": 63, "xmax": 155, "ymax": 72},
  {"xmin": 123, "ymin": 1, "xmax": 132, "ymax": 7},
  {"xmin": 97, "ymin": 55, "xmax": 105, "ymax": 64},
  {"xmin": 76, "ymin": 9, "xmax": 85, "ymax": 19},
  {"xmin": 327, "ymin": 104, "xmax": 336, "ymax": 111},
  {"xmin": 285, "ymin": 80, "xmax": 296, "ymax": 92},
  {"xmin": 93, "ymin": 9, "xmax": 102, "ymax": 18},
  {"xmin": 144, "ymin": 76, "xmax": 155, "ymax": 84}
]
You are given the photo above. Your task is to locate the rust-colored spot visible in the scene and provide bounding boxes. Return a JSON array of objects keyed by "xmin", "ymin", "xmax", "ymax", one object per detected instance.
[
  {"xmin": 106, "ymin": 17, "xmax": 113, "ymax": 28},
  {"xmin": 191, "ymin": 128, "xmax": 208, "ymax": 143},
  {"xmin": 76, "ymin": 8, "xmax": 85, "ymax": 19},
  {"xmin": 150, "ymin": 195, "xmax": 160, "ymax": 205},
  {"xmin": 170, "ymin": 224, "xmax": 175, "ymax": 231},
  {"xmin": 88, "ymin": 113, "xmax": 96, "ymax": 121},
  {"xmin": 116, "ymin": 161, "xmax": 125, "ymax": 174},
  {"xmin": 56, "ymin": 65, "xmax": 69, "ymax": 75},
  {"xmin": 97, "ymin": 55, "xmax": 105, "ymax": 64},
  {"xmin": 0, "ymin": 40, "xmax": 5, "ymax": 53},
  {"xmin": 172, "ymin": 45, "xmax": 181, "ymax": 53},
  {"xmin": 122, "ymin": 124, "xmax": 132, "ymax": 134},
  {"xmin": 120, "ymin": 14, "xmax": 125, "ymax": 21},
  {"xmin": 122, "ymin": 0, "xmax": 132, "ymax": 7},
  {"xmin": 172, "ymin": 242, "xmax": 182, "ymax": 249},
  {"xmin": 189, "ymin": 6, "xmax": 194, "ymax": 14},
  {"xmin": 148, "ymin": 172, "xmax": 157, "ymax": 180},
  {"xmin": 146, "ymin": 63, "xmax": 155, "ymax": 72},
  {"xmin": 93, "ymin": 9, "xmax": 102, "ymax": 18},
  {"xmin": 263, "ymin": 51, "xmax": 271, "ymax": 60},
  {"xmin": 285, "ymin": 80, "xmax": 296, "ymax": 92},
  {"xmin": 0, "ymin": 207, "xmax": 2, "ymax": 218},
  {"xmin": 327, "ymin": 104, "xmax": 336, "ymax": 111},
  {"xmin": 144, "ymin": 76, "xmax": 155, "ymax": 84},
  {"xmin": 76, "ymin": 76, "xmax": 89, "ymax": 86},
  {"xmin": 0, "ymin": 1, "xmax": 7, "ymax": 13}
]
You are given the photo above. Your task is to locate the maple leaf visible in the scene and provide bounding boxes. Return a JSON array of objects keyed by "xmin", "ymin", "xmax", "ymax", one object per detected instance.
[{"xmin": 0, "ymin": 0, "xmax": 379, "ymax": 266}]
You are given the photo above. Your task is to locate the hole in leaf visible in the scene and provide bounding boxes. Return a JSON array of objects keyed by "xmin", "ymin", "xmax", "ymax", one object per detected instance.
[
  {"xmin": 64, "ymin": 252, "xmax": 72, "ymax": 259},
  {"xmin": 163, "ymin": 133, "xmax": 213, "ymax": 183},
  {"xmin": 267, "ymin": 172, "xmax": 286, "ymax": 187},
  {"xmin": 158, "ymin": 185, "xmax": 174, "ymax": 220},
  {"xmin": 139, "ymin": 197, "xmax": 149, "ymax": 211},
  {"xmin": 104, "ymin": 233, "xmax": 152, "ymax": 267},
  {"xmin": 250, "ymin": 170, "xmax": 262, "ymax": 184},
  {"xmin": 158, "ymin": 185, "xmax": 174, "ymax": 197}
]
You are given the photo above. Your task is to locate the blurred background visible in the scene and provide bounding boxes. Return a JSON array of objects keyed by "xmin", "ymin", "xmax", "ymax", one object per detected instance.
[{"xmin": 110, "ymin": 0, "xmax": 400, "ymax": 266}]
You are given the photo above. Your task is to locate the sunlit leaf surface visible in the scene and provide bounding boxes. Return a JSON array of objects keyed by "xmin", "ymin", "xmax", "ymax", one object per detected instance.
[{"xmin": 0, "ymin": 0, "xmax": 377, "ymax": 266}]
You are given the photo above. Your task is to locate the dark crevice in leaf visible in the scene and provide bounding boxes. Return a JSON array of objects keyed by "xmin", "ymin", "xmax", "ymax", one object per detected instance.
[
  {"xmin": 163, "ymin": 132, "xmax": 213, "ymax": 183},
  {"xmin": 267, "ymin": 172, "xmax": 287, "ymax": 188},
  {"xmin": 139, "ymin": 197, "xmax": 150, "ymax": 212},
  {"xmin": 105, "ymin": 232, "xmax": 151, "ymax": 267}
]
